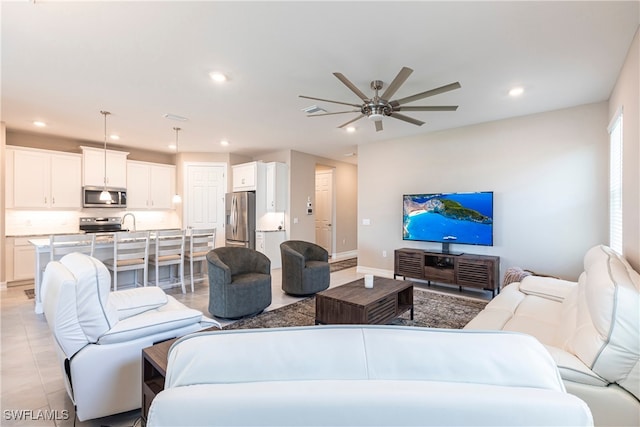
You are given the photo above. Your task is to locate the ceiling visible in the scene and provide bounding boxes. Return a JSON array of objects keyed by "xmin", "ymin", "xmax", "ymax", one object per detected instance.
[{"xmin": 2, "ymin": 1, "xmax": 638, "ymax": 165}]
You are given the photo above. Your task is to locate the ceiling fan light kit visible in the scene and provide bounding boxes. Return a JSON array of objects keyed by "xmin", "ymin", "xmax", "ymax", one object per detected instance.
[{"xmin": 300, "ymin": 67, "xmax": 460, "ymax": 132}]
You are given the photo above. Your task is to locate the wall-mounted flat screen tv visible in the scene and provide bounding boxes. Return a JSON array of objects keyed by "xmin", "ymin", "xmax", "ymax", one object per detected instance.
[{"xmin": 403, "ymin": 191, "xmax": 493, "ymax": 250}]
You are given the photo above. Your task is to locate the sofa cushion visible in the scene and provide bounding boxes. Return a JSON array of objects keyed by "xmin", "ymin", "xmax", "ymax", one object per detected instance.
[
  {"xmin": 60, "ymin": 252, "xmax": 118, "ymax": 342},
  {"xmin": 41, "ymin": 261, "xmax": 91, "ymax": 358},
  {"xmin": 98, "ymin": 296, "xmax": 203, "ymax": 344},
  {"xmin": 108, "ymin": 286, "xmax": 168, "ymax": 320},
  {"xmin": 568, "ymin": 245, "xmax": 640, "ymax": 399},
  {"xmin": 165, "ymin": 326, "xmax": 566, "ymax": 392}
]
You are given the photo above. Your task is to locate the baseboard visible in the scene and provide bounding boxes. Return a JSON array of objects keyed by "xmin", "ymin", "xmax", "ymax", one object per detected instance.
[
  {"xmin": 357, "ymin": 265, "xmax": 394, "ymax": 278},
  {"xmin": 331, "ymin": 250, "xmax": 358, "ymax": 261}
]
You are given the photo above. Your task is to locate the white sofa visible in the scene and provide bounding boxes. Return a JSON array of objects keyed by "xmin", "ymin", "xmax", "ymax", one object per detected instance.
[
  {"xmin": 465, "ymin": 245, "xmax": 640, "ymax": 427},
  {"xmin": 147, "ymin": 326, "xmax": 592, "ymax": 426},
  {"xmin": 41, "ymin": 252, "xmax": 218, "ymax": 421}
]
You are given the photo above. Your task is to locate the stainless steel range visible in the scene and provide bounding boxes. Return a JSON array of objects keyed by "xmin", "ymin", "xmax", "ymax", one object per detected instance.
[{"xmin": 79, "ymin": 217, "xmax": 123, "ymax": 234}]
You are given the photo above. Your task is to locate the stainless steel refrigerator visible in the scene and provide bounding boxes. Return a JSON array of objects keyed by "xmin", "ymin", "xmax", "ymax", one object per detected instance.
[{"xmin": 225, "ymin": 191, "xmax": 256, "ymax": 249}]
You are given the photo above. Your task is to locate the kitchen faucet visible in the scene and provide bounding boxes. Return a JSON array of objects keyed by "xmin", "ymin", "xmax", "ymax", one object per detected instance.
[{"xmin": 121, "ymin": 213, "xmax": 136, "ymax": 232}]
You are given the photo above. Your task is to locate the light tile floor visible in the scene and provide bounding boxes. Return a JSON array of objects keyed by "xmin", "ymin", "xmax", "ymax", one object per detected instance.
[
  {"xmin": 0, "ymin": 265, "xmax": 490, "ymax": 426},
  {"xmin": 0, "ymin": 265, "xmax": 365, "ymax": 426}
]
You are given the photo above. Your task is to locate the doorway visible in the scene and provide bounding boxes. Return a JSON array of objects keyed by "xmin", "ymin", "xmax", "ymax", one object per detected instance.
[
  {"xmin": 315, "ymin": 167, "xmax": 334, "ymax": 256},
  {"xmin": 183, "ymin": 162, "xmax": 226, "ymax": 248}
]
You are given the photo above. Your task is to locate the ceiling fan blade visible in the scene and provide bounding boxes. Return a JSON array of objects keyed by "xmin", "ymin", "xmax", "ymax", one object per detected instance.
[
  {"xmin": 333, "ymin": 73, "xmax": 369, "ymax": 101},
  {"xmin": 396, "ymin": 106, "xmax": 458, "ymax": 112},
  {"xmin": 338, "ymin": 114, "xmax": 365, "ymax": 129},
  {"xmin": 299, "ymin": 95, "xmax": 361, "ymax": 108},
  {"xmin": 307, "ymin": 110, "xmax": 360, "ymax": 117},
  {"xmin": 375, "ymin": 120, "xmax": 383, "ymax": 132},
  {"xmin": 390, "ymin": 82, "xmax": 461, "ymax": 107},
  {"xmin": 389, "ymin": 113, "xmax": 425, "ymax": 126},
  {"xmin": 381, "ymin": 67, "xmax": 413, "ymax": 100}
]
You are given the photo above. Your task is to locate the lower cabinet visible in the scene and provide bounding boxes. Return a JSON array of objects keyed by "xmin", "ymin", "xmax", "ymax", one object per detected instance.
[
  {"xmin": 5, "ymin": 237, "xmax": 36, "ymax": 284},
  {"xmin": 255, "ymin": 230, "xmax": 285, "ymax": 269},
  {"xmin": 394, "ymin": 248, "xmax": 500, "ymax": 296}
]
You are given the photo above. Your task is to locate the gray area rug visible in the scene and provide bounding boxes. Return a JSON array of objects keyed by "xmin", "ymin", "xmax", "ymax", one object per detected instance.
[{"xmin": 224, "ymin": 288, "xmax": 487, "ymax": 330}]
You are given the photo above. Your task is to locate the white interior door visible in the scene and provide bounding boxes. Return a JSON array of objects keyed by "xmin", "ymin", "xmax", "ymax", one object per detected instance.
[
  {"xmin": 184, "ymin": 163, "xmax": 226, "ymax": 248},
  {"xmin": 315, "ymin": 169, "xmax": 334, "ymax": 255}
]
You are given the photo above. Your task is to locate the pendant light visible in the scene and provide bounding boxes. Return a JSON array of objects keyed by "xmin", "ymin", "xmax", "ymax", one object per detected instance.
[
  {"xmin": 99, "ymin": 111, "xmax": 113, "ymax": 202},
  {"xmin": 172, "ymin": 126, "xmax": 182, "ymax": 204}
]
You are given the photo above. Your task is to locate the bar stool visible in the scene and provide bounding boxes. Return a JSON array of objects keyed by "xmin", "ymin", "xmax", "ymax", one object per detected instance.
[
  {"xmin": 50, "ymin": 234, "xmax": 96, "ymax": 262},
  {"xmin": 148, "ymin": 229, "xmax": 186, "ymax": 292},
  {"xmin": 185, "ymin": 228, "xmax": 216, "ymax": 292},
  {"xmin": 104, "ymin": 231, "xmax": 149, "ymax": 291}
]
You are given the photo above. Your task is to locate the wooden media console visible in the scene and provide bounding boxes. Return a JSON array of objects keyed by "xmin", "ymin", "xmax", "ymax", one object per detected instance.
[{"xmin": 394, "ymin": 248, "xmax": 500, "ymax": 296}]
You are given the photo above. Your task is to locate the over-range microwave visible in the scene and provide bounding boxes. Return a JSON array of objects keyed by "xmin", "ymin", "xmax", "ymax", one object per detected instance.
[{"xmin": 83, "ymin": 186, "xmax": 127, "ymax": 208}]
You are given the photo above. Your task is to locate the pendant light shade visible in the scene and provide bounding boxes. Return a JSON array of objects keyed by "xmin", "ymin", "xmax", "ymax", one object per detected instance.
[
  {"xmin": 172, "ymin": 127, "xmax": 182, "ymax": 204},
  {"xmin": 99, "ymin": 111, "xmax": 113, "ymax": 202}
]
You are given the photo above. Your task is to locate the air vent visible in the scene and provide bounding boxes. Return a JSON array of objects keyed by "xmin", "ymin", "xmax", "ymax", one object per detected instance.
[{"xmin": 301, "ymin": 105, "xmax": 327, "ymax": 114}]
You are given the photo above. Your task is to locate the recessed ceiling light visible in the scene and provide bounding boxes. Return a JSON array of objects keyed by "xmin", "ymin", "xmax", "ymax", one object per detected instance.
[
  {"xmin": 220, "ymin": 139, "xmax": 230, "ymax": 146},
  {"xmin": 168, "ymin": 144, "xmax": 177, "ymax": 150},
  {"xmin": 210, "ymin": 71, "xmax": 227, "ymax": 83},
  {"xmin": 110, "ymin": 134, "xmax": 120, "ymax": 140},
  {"xmin": 33, "ymin": 121, "xmax": 46, "ymax": 127},
  {"xmin": 509, "ymin": 87, "xmax": 524, "ymax": 97},
  {"xmin": 346, "ymin": 126, "xmax": 356, "ymax": 133},
  {"xmin": 343, "ymin": 152, "xmax": 357, "ymax": 157}
]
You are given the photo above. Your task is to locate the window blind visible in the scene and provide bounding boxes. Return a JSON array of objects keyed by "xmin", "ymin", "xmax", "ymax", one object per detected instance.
[{"xmin": 609, "ymin": 111, "xmax": 623, "ymax": 254}]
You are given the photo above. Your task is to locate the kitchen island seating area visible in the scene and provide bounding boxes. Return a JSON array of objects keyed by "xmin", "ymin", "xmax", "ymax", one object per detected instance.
[
  {"xmin": 103, "ymin": 230, "xmax": 150, "ymax": 291},
  {"xmin": 29, "ymin": 228, "xmax": 217, "ymax": 313},
  {"xmin": 148, "ymin": 229, "xmax": 186, "ymax": 292},
  {"xmin": 49, "ymin": 233, "xmax": 96, "ymax": 261},
  {"xmin": 40, "ymin": 252, "xmax": 218, "ymax": 421},
  {"xmin": 185, "ymin": 227, "xmax": 216, "ymax": 292}
]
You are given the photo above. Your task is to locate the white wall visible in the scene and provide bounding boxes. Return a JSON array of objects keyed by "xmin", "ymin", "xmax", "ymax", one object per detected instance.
[{"xmin": 358, "ymin": 102, "xmax": 609, "ymax": 281}]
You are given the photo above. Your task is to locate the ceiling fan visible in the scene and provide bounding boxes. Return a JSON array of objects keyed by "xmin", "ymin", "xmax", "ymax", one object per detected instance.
[{"xmin": 299, "ymin": 67, "xmax": 460, "ymax": 132}]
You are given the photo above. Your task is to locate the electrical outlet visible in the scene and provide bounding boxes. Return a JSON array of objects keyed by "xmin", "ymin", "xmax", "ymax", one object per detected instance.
[
  {"xmin": 382, "ymin": 250, "xmax": 387, "ymax": 258},
  {"xmin": 342, "ymin": 238, "xmax": 346, "ymax": 245}
]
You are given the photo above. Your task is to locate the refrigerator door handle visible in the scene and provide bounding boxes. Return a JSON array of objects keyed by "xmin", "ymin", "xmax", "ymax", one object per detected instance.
[{"xmin": 232, "ymin": 195, "xmax": 238, "ymax": 236}]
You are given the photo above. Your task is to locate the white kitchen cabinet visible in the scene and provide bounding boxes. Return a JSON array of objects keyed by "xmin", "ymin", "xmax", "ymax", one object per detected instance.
[
  {"xmin": 126, "ymin": 161, "xmax": 175, "ymax": 209},
  {"xmin": 81, "ymin": 146, "xmax": 128, "ymax": 188},
  {"xmin": 10, "ymin": 147, "xmax": 81, "ymax": 209},
  {"xmin": 265, "ymin": 162, "xmax": 287, "ymax": 212},
  {"xmin": 5, "ymin": 237, "xmax": 36, "ymax": 283},
  {"xmin": 5, "ymin": 148, "xmax": 14, "ymax": 208},
  {"xmin": 256, "ymin": 230, "xmax": 285, "ymax": 269},
  {"xmin": 232, "ymin": 162, "xmax": 260, "ymax": 191}
]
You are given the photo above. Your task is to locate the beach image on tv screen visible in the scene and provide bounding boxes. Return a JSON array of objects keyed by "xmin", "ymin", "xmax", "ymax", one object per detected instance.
[{"xmin": 403, "ymin": 192, "xmax": 493, "ymax": 246}]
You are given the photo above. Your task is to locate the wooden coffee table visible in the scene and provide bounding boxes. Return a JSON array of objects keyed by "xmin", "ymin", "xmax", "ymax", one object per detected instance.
[{"xmin": 315, "ymin": 277, "xmax": 413, "ymax": 325}]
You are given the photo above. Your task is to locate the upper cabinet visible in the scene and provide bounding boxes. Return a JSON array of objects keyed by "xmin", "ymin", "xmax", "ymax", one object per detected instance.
[
  {"xmin": 8, "ymin": 147, "xmax": 82, "ymax": 209},
  {"xmin": 265, "ymin": 162, "xmax": 287, "ymax": 212},
  {"xmin": 81, "ymin": 146, "xmax": 128, "ymax": 188},
  {"xmin": 127, "ymin": 161, "xmax": 175, "ymax": 209},
  {"xmin": 232, "ymin": 162, "xmax": 259, "ymax": 191}
]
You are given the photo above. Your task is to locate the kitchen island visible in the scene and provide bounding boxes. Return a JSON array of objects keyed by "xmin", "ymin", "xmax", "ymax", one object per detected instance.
[{"xmin": 29, "ymin": 231, "xmax": 210, "ymax": 314}]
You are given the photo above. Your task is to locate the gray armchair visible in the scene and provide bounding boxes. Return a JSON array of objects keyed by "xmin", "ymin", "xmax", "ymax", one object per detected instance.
[
  {"xmin": 280, "ymin": 240, "xmax": 330, "ymax": 296},
  {"xmin": 206, "ymin": 247, "xmax": 272, "ymax": 319}
]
